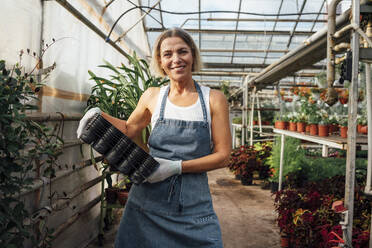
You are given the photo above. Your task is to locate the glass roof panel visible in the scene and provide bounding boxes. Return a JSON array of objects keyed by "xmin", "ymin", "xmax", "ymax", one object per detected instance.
[
  {"xmin": 233, "ymin": 57, "xmax": 264, "ymax": 64},
  {"xmin": 141, "ymin": 0, "xmax": 334, "ymax": 83}
]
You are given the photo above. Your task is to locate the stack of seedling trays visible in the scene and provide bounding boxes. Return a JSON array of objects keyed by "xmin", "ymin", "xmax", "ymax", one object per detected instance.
[{"xmin": 79, "ymin": 113, "xmax": 159, "ymax": 184}]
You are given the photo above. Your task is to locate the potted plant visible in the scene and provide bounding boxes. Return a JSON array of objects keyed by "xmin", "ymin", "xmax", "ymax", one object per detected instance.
[
  {"xmin": 357, "ymin": 114, "xmax": 368, "ymax": 135},
  {"xmin": 308, "ymin": 113, "xmax": 321, "ymax": 136},
  {"xmin": 287, "ymin": 113, "xmax": 297, "ymax": 132},
  {"xmin": 328, "ymin": 114, "xmax": 340, "ymax": 135},
  {"xmin": 318, "ymin": 110, "xmax": 330, "ymax": 137},
  {"xmin": 338, "ymin": 118, "xmax": 348, "ymax": 138},
  {"xmin": 274, "ymin": 112, "xmax": 289, "ymax": 130},
  {"xmin": 296, "ymin": 113, "xmax": 307, "ymax": 133}
]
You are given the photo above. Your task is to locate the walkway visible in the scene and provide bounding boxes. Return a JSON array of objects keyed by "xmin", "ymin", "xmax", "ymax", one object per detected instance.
[{"xmin": 86, "ymin": 168, "xmax": 281, "ymax": 248}]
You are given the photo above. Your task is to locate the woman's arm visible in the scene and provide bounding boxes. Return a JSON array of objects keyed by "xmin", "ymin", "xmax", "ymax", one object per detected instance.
[
  {"xmin": 101, "ymin": 87, "xmax": 158, "ymax": 139},
  {"xmin": 181, "ymin": 89, "xmax": 232, "ymax": 173}
]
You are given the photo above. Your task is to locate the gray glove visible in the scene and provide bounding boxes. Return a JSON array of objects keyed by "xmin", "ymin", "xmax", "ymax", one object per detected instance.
[
  {"xmin": 146, "ymin": 157, "xmax": 182, "ymax": 183},
  {"xmin": 76, "ymin": 107, "xmax": 101, "ymax": 139}
]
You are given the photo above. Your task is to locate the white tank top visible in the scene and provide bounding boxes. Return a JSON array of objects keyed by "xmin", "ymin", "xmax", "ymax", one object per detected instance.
[{"xmin": 151, "ymin": 85, "xmax": 212, "ymax": 139}]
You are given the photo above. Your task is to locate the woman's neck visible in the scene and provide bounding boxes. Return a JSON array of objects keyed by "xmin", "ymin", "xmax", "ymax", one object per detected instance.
[{"xmin": 169, "ymin": 78, "xmax": 196, "ymax": 95}]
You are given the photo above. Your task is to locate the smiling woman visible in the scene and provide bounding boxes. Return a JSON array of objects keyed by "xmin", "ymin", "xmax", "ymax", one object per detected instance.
[
  {"xmin": 114, "ymin": 28, "xmax": 231, "ymax": 248},
  {"xmin": 78, "ymin": 28, "xmax": 232, "ymax": 248}
]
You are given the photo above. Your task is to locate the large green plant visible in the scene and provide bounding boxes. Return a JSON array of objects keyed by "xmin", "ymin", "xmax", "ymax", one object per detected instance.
[
  {"xmin": 86, "ymin": 53, "xmax": 168, "ymax": 187},
  {"xmin": 0, "ymin": 58, "xmax": 63, "ymax": 247},
  {"xmin": 87, "ymin": 52, "xmax": 168, "ymax": 122}
]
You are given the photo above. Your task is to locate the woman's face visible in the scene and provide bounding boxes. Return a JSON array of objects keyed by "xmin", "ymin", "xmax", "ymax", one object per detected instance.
[{"xmin": 159, "ymin": 37, "xmax": 193, "ymax": 82}]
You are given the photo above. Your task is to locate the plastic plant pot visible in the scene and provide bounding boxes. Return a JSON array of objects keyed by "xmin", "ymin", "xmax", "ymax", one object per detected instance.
[
  {"xmin": 105, "ymin": 137, "xmax": 132, "ymax": 165},
  {"xmin": 79, "ymin": 113, "xmax": 111, "ymax": 144},
  {"xmin": 92, "ymin": 126, "xmax": 121, "ymax": 154}
]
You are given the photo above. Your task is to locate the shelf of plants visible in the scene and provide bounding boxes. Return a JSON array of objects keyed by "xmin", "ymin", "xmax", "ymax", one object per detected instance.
[{"xmin": 273, "ymin": 128, "xmax": 368, "ymax": 150}]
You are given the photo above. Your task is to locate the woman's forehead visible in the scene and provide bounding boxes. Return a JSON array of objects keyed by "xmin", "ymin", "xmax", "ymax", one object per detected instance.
[{"xmin": 160, "ymin": 37, "xmax": 190, "ymax": 51}]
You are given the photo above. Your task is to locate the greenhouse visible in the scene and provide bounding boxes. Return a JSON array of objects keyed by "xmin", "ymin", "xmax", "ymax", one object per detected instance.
[{"xmin": 1, "ymin": 0, "xmax": 372, "ymax": 247}]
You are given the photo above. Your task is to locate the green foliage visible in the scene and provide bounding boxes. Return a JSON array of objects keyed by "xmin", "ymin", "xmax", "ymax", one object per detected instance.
[
  {"xmin": 219, "ymin": 80, "xmax": 230, "ymax": 99},
  {"xmin": 268, "ymin": 137, "xmax": 306, "ymax": 182},
  {"xmin": 0, "ymin": 59, "xmax": 63, "ymax": 247},
  {"xmin": 87, "ymin": 52, "xmax": 169, "ymax": 144}
]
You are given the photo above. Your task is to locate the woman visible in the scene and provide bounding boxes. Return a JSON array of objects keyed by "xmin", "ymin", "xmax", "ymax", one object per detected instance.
[{"xmin": 77, "ymin": 28, "xmax": 231, "ymax": 247}]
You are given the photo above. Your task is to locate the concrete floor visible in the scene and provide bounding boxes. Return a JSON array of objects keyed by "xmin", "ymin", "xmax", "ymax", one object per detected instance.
[{"xmin": 86, "ymin": 168, "xmax": 281, "ymax": 248}]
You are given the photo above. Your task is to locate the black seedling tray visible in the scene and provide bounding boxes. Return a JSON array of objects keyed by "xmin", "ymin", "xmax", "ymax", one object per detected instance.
[{"xmin": 79, "ymin": 113, "xmax": 159, "ymax": 184}]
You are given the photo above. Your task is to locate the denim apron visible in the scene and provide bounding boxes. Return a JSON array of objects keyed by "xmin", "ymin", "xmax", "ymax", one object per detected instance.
[{"xmin": 115, "ymin": 82, "xmax": 223, "ymax": 248}]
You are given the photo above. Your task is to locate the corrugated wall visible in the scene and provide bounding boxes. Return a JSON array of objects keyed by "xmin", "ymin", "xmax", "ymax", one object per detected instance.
[{"xmin": 0, "ymin": 1, "xmax": 151, "ymax": 247}]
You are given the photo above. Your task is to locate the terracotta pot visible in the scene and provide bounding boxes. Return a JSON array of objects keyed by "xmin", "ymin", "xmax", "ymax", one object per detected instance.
[
  {"xmin": 361, "ymin": 125, "xmax": 368, "ymax": 134},
  {"xmin": 357, "ymin": 124, "xmax": 363, "ymax": 133},
  {"xmin": 340, "ymin": 126, "xmax": 348, "ymax": 138},
  {"xmin": 305, "ymin": 124, "xmax": 310, "ymax": 133},
  {"xmin": 280, "ymin": 235, "xmax": 290, "ymax": 248},
  {"xmin": 309, "ymin": 124, "xmax": 318, "ymax": 136},
  {"xmin": 105, "ymin": 188, "xmax": 118, "ymax": 204},
  {"xmin": 275, "ymin": 121, "xmax": 287, "ymax": 130},
  {"xmin": 329, "ymin": 124, "xmax": 339, "ymax": 135},
  {"xmin": 117, "ymin": 190, "xmax": 129, "ymax": 206},
  {"xmin": 339, "ymin": 97, "xmax": 348, "ymax": 104},
  {"xmin": 318, "ymin": 124, "xmax": 329, "ymax": 137},
  {"xmin": 296, "ymin": 122, "xmax": 306, "ymax": 133},
  {"xmin": 289, "ymin": 122, "xmax": 297, "ymax": 132}
]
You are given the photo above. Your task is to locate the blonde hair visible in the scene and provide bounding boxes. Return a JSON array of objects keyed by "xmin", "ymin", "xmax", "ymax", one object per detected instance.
[{"xmin": 150, "ymin": 28, "xmax": 202, "ymax": 77}]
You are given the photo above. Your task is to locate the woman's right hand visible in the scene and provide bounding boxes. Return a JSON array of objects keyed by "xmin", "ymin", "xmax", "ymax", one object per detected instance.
[{"xmin": 76, "ymin": 107, "xmax": 101, "ymax": 139}]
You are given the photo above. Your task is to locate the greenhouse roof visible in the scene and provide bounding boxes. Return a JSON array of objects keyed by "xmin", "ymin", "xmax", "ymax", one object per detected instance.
[{"xmin": 139, "ymin": 0, "xmax": 351, "ymax": 88}]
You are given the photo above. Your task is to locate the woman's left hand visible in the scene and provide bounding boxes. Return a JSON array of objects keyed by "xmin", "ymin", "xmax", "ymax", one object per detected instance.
[{"xmin": 146, "ymin": 158, "xmax": 182, "ymax": 183}]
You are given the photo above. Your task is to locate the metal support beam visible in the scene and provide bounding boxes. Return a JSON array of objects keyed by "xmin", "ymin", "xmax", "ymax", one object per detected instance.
[
  {"xmin": 279, "ymin": 134, "xmax": 285, "ymax": 191},
  {"xmin": 344, "ymin": 0, "xmax": 360, "ymax": 245},
  {"xmin": 230, "ymin": 0, "xmax": 243, "ymax": 64},
  {"xmin": 248, "ymin": 9, "xmax": 351, "ymax": 88},
  {"xmin": 55, "ymin": 0, "xmax": 130, "ymax": 59},
  {"xmin": 201, "ymin": 49, "xmax": 289, "ymax": 53},
  {"xmin": 203, "ymin": 62, "xmax": 325, "ymax": 70},
  {"xmin": 146, "ymin": 27, "xmax": 315, "ymax": 36},
  {"xmin": 263, "ymin": 0, "xmax": 284, "ymax": 64},
  {"xmin": 286, "ymin": 0, "xmax": 307, "ymax": 49},
  {"xmin": 310, "ymin": 0, "xmax": 326, "ymax": 32}
]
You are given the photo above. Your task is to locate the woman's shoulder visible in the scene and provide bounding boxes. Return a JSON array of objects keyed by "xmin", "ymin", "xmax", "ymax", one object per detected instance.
[
  {"xmin": 143, "ymin": 86, "xmax": 163, "ymax": 98},
  {"xmin": 209, "ymin": 89, "xmax": 228, "ymax": 111}
]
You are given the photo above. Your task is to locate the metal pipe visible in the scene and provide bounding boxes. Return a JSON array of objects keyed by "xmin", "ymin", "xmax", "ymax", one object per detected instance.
[
  {"xmin": 263, "ymin": 0, "xmax": 284, "ymax": 64},
  {"xmin": 364, "ymin": 63, "xmax": 372, "ymax": 195},
  {"xmin": 51, "ymin": 195, "xmax": 101, "ymax": 240},
  {"xmin": 278, "ymin": 134, "xmax": 285, "ymax": 191},
  {"xmin": 55, "ymin": 0, "xmax": 130, "ymax": 59},
  {"xmin": 286, "ymin": 0, "xmax": 308, "ymax": 49},
  {"xmin": 146, "ymin": 27, "xmax": 315, "ymax": 36},
  {"xmin": 249, "ymin": 87, "xmax": 256, "ymax": 146},
  {"xmin": 115, "ymin": 0, "xmax": 161, "ymax": 43},
  {"xmin": 310, "ymin": 0, "xmax": 327, "ymax": 32},
  {"xmin": 204, "ymin": 62, "xmax": 325, "ymax": 69},
  {"xmin": 180, "ymin": 18, "xmax": 327, "ymax": 27},
  {"xmin": 201, "ymin": 49, "xmax": 289, "ymax": 53},
  {"xmin": 333, "ymin": 42, "xmax": 351, "ymax": 52},
  {"xmin": 52, "ymin": 175, "xmax": 103, "ymax": 210},
  {"xmin": 344, "ymin": 0, "xmax": 360, "ymax": 244},
  {"xmin": 325, "ymin": 0, "xmax": 343, "ymax": 106},
  {"xmin": 327, "ymin": 0, "xmax": 342, "ymax": 88},
  {"xmin": 25, "ymin": 112, "xmax": 82, "ymax": 122},
  {"xmin": 230, "ymin": 0, "xmax": 243, "ymax": 63},
  {"xmin": 249, "ymin": 9, "xmax": 350, "ymax": 88},
  {"xmin": 20, "ymin": 156, "xmax": 104, "ymax": 196}
]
